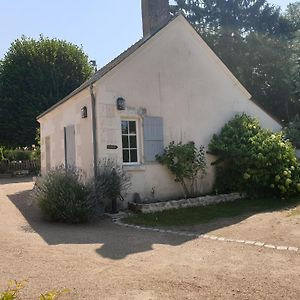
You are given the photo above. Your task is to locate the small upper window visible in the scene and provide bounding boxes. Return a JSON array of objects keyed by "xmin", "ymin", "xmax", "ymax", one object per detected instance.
[{"xmin": 121, "ymin": 120, "xmax": 138, "ymax": 164}]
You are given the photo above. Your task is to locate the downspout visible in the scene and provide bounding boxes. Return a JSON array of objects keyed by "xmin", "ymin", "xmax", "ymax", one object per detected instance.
[{"xmin": 90, "ymin": 84, "xmax": 98, "ymax": 179}]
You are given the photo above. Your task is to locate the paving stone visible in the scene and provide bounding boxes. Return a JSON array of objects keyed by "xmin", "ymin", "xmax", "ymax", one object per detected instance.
[
  {"xmin": 201, "ymin": 235, "xmax": 210, "ymax": 239},
  {"xmin": 245, "ymin": 241, "xmax": 256, "ymax": 245},
  {"xmin": 178, "ymin": 232, "xmax": 188, "ymax": 236},
  {"xmin": 236, "ymin": 240, "xmax": 245, "ymax": 243},
  {"xmin": 264, "ymin": 244, "xmax": 276, "ymax": 249},
  {"xmin": 254, "ymin": 242, "xmax": 265, "ymax": 247},
  {"xmin": 187, "ymin": 233, "xmax": 197, "ymax": 237},
  {"xmin": 225, "ymin": 238, "xmax": 235, "ymax": 242},
  {"xmin": 117, "ymin": 220, "xmax": 299, "ymax": 254},
  {"xmin": 276, "ymin": 246, "xmax": 288, "ymax": 251},
  {"xmin": 288, "ymin": 247, "xmax": 299, "ymax": 252}
]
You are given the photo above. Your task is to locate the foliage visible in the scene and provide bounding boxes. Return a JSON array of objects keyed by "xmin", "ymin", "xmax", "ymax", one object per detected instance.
[
  {"xmin": 173, "ymin": 0, "xmax": 300, "ymax": 123},
  {"xmin": 0, "ymin": 280, "xmax": 25, "ymax": 300},
  {"xmin": 34, "ymin": 166, "xmax": 94, "ymax": 223},
  {"xmin": 90, "ymin": 159, "xmax": 131, "ymax": 211},
  {"xmin": 0, "ymin": 280, "xmax": 69, "ymax": 300},
  {"xmin": 38, "ymin": 289, "xmax": 69, "ymax": 300},
  {"xmin": 0, "ymin": 146, "xmax": 5, "ymax": 161},
  {"xmin": 3, "ymin": 149, "xmax": 33, "ymax": 161},
  {"xmin": 285, "ymin": 115, "xmax": 300, "ymax": 147},
  {"xmin": 240, "ymin": 33, "xmax": 295, "ymax": 122},
  {"xmin": 32, "ymin": 128, "xmax": 41, "ymax": 160},
  {"xmin": 156, "ymin": 141, "xmax": 206, "ymax": 198},
  {"xmin": 0, "ymin": 36, "xmax": 93, "ymax": 147},
  {"xmin": 209, "ymin": 114, "xmax": 300, "ymax": 197}
]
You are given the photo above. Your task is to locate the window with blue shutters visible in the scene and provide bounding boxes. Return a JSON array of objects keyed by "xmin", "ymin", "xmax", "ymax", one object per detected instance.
[{"xmin": 143, "ymin": 116, "xmax": 164, "ymax": 162}]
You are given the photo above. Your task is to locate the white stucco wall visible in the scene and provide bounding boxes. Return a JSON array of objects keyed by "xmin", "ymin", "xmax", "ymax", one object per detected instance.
[
  {"xmin": 38, "ymin": 89, "xmax": 94, "ymax": 178},
  {"xmin": 38, "ymin": 15, "xmax": 281, "ymax": 204}
]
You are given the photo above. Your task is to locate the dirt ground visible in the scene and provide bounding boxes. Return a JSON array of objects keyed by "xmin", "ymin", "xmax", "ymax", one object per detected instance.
[{"xmin": 0, "ymin": 178, "xmax": 300, "ymax": 300}]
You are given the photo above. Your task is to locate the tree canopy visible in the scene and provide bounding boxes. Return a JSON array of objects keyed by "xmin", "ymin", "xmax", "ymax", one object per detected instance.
[
  {"xmin": 0, "ymin": 36, "xmax": 93, "ymax": 147},
  {"xmin": 173, "ymin": 0, "xmax": 300, "ymax": 123}
]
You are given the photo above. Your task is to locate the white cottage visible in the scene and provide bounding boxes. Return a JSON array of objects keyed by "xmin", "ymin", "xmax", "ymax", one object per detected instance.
[{"xmin": 37, "ymin": 0, "xmax": 281, "ymax": 204}]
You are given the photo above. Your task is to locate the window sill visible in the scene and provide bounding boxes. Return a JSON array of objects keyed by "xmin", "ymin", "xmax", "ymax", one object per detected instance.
[{"xmin": 123, "ymin": 164, "xmax": 146, "ymax": 172}]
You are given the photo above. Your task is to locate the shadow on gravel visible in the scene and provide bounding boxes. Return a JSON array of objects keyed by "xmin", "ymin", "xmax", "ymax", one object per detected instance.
[
  {"xmin": 7, "ymin": 186, "xmax": 298, "ymax": 260},
  {"xmin": 7, "ymin": 189, "xmax": 195, "ymax": 260}
]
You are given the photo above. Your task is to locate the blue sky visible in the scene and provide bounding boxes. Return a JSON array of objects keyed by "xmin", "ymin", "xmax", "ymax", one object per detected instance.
[{"xmin": 0, "ymin": 0, "xmax": 294, "ymax": 69}]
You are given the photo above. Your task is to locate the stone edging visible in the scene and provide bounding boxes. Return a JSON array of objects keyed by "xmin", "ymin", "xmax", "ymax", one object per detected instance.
[
  {"xmin": 129, "ymin": 193, "xmax": 243, "ymax": 214},
  {"xmin": 112, "ymin": 217, "xmax": 299, "ymax": 254}
]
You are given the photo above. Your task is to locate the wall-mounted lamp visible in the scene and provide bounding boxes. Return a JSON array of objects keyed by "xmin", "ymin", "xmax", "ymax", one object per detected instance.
[
  {"xmin": 116, "ymin": 97, "xmax": 126, "ymax": 110},
  {"xmin": 81, "ymin": 106, "xmax": 88, "ymax": 118}
]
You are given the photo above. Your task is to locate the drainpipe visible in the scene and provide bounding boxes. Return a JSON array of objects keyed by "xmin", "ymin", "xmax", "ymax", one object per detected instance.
[{"xmin": 90, "ymin": 84, "xmax": 98, "ymax": 179}]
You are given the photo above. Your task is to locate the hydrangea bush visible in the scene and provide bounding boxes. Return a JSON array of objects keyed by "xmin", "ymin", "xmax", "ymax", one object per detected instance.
[{"xmin": 209, "ymin": 114, "xmax": 300, "ymax": 197}]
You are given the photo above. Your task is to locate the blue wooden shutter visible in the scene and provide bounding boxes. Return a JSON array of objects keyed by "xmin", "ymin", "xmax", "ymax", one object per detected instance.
[
  {"xmin": 64, "ymin": 125, "xmax": 76, "ymax": 167},
  {"xmin": 143, "ymin": 116, "xmax": 164, "ymax": 162}
]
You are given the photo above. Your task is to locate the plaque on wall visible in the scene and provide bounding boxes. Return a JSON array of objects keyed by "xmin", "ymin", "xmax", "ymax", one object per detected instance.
[{"xmin": 107, "ymin": 145, "xmax": 118, "ymax": 150}]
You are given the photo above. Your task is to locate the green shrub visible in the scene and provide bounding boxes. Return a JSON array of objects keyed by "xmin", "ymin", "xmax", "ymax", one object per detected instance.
[
  {"xmin": 90, "ymin": 159, "xmax": 131, "ymax": 212},
  {"xmin": 285, "ymin": 116, "xmax": 300, "ymax": 147},
  {"xmin": 32, "ymin": 127, "xmax": 41, "ymax": 160},
  {"xmin": 4, "ymin": 149, "xmax": 32, "ymax": 161},
  {"xmin": 156, "ymin": 141, "xmax": 206, "ymax": 198},
  {"xmin": 0, "ymin": 280, "xmax": 25, "ymax": 300},
  {"xmin": 209, "ymin": 114, "xmax": 300, "ymax": 197},
  {"xmin": 0, "ymin": 147, "xmax": 5, "ymax": 161},
  {"xmin": 34, "ymin": 166, "xmax": 94, "ymax": 223},
  {"xmin": 0, "ymin": 280, "xmax": 69, "ymax": 300},
  {"xmin": 31, "ymin": 147, "xmax": 40, "ymax": 161}
]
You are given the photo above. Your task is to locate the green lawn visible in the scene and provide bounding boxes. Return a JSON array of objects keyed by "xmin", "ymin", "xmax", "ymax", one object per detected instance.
[{"xmin": 125, "ymin": 196, "xmax": 300, "ymax": 227}]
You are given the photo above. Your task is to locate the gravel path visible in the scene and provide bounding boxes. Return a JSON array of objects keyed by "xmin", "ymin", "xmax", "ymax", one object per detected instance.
[{"xmin": 0, "ymin": 178, "xmax": 299, "ymax": 299}]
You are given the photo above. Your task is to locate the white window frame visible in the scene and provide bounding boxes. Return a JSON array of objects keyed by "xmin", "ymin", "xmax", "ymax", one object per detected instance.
[{"xmin": 121, "ymin": 119, "xmax": 140, "ymax": 165}]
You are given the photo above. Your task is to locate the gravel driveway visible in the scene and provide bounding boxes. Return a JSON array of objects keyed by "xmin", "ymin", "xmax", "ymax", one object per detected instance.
[{"xmin": 0, "ymin": 178, "xmax": 299, "ymax": 299}]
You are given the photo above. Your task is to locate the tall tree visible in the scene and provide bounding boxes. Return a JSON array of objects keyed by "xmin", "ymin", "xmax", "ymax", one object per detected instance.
[
  {"xmin": 173, "ymin": 0, "xmax": 298, "ymax": 122},
  {"xmin": 284, "ymin": 2, "xmax": 300, "ymax": 113},
  {"xmin": 0, "ymin": 36, "xmax": 93, "ymax": 147}
]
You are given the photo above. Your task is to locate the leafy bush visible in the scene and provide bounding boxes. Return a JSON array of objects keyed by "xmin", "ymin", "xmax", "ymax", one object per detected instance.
[
  {"xmin": 90, "ymin": 159, "xmax": 131, "ymax": 212},
  {"xmin": 4, "ymin": 149, "xmax": 32, "ymax": 161},
  {"xmin": 31, "ymin": 147, "xmax": 40, "ymax": 161},
  {"xmin": 0, "ymin": 280, "xmax": 25, "ymax": 300},
  {"xmin": 0, "ymin": 280, "xmax": 69, "ymax": 300},
  {"xmin": 209, "ymin": 114, "xmax": 300, "ymax": 197},
  {"xmin": 32, "ymin": 128, "xmax": 41, "ymax": 160},
  {"xmin": 34, "ymin": 166, "xmax": 94, "ymax": 223},
  {"xmin": 156, "ymin": 141, "xmax": 206, "ymax": 198},
  {"xmin": 285, "ymin": 116, "xmax": 300, "ymax": 147},
  {"xmin": 0, "ymin": 147, "xmax": 5, "ymax": 161}
]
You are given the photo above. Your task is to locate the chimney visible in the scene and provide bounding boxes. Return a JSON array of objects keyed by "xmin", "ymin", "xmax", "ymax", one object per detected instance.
[{"xmin": 142, "ymin": 0, "xmax": 170, "ymax": 37}]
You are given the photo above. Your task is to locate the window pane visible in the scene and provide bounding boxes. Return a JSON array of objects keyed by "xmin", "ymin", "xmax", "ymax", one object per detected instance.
[
  {"xmin": 129, "ymin": 136, "xmax": 137, "ymax": 148},
  {"xmin": 123, "ymin": 150, "xmax": 129, "ymax": 163},
  {"xmin": 122, "ymin": 135, "xmax": 129, "ymax": 148},
  {"xmin": 130, "ymin": 150, "xmax": 138, "ymax": 162},
  {"xmin": 129, "ymin": 121, "xmax": 136, "ymax": 134},
  {"xmin": 121, "ymin": 121, "xmax": 128, "ymax": 134}
]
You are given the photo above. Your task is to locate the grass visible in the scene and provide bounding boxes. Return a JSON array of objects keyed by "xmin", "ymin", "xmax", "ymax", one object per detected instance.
[{"xmin": 125, "ymin": 196, "xmax": 300, "ymax": 227}]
